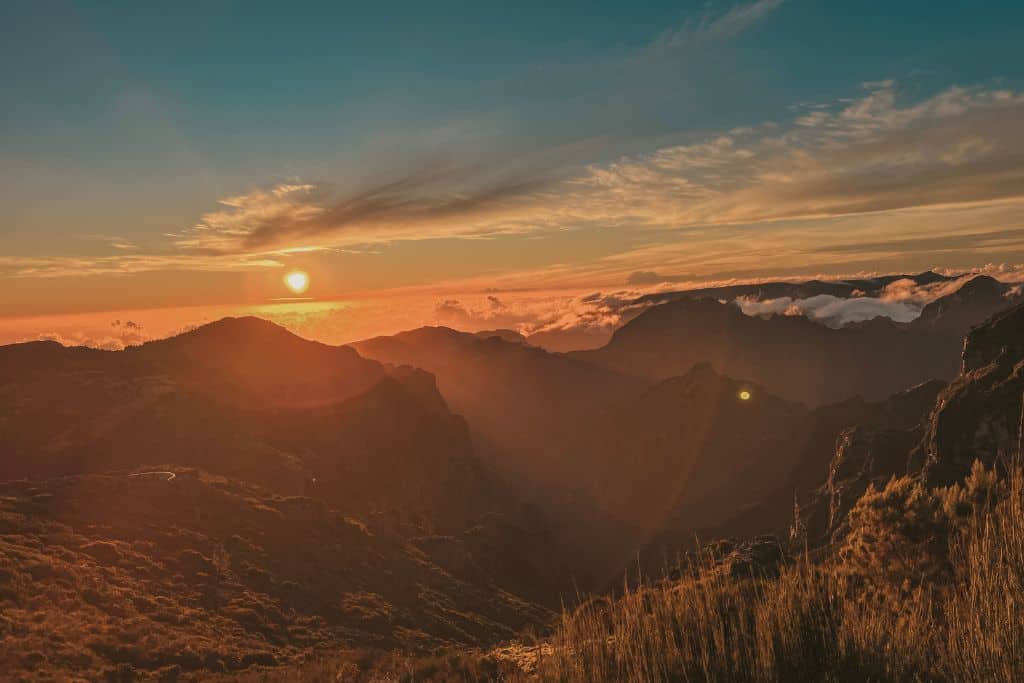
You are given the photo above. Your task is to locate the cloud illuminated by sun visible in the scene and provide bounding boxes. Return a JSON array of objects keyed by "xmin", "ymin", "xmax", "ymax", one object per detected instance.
[{"xmin": 284, "ymin": 270, "xmax": 310, "ymax": 294}]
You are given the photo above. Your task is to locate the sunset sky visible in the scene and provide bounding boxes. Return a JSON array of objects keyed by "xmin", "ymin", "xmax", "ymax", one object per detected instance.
[{"xmin": 3, "ymin": 0, "xmax": 1024, "ymax": 347}]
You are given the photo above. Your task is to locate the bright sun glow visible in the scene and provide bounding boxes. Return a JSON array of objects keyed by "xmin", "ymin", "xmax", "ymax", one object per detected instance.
[
  {"xmin": 283, "ymin": 270, "xmax": 310, "ymax": 294},
  {"xmin": 738, "ymin": 390, "xmax": 752, "ymax": 401}
]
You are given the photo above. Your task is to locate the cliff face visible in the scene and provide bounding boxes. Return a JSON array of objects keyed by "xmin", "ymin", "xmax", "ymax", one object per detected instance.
[
  {"xmin": 961, "ymin": 300, "xmax": 1024, "ymax": 372},
  {"xmin": 921, "ymin": 303, "xmax": 1024, "ymax": 487}
]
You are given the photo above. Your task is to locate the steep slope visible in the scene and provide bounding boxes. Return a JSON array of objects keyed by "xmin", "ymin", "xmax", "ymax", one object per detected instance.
[
  {"xmin": 557, "ymin": 364, "xmax": 820, "ymax": 582},
  {"xmin": 921, "ymin": 299, "xmax": 1024, "ymax": 486},
  {"xmin": 662, "ymin": 379, "xmax": 943, "ymax": 552},
  {"xmin": 0, "ymin": 317, "xmax": 487, "ymax": 529},
  {"xmin": 716, "ymin": 295, "xmax": 1024, "ymax": 548},
  {"xmin": 581, "ymin": 364, "xmax": 808, "ymax": 534},
  {"xmin": 911, "ymin": 275, "xmax": 1015, "ymax": 334},
  {"xmin": 574, "ymin": 365, "xmax": 948, "ymax": 574},
  {"xmin": 0, "ymin": 472, "xmax": 548, "ymax": 681},
  {"xmin": 352, "ymin": 326, "xmax": 644, "ymax": 488}
]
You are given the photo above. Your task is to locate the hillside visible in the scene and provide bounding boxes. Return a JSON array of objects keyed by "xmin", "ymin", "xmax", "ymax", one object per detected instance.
[{"xmin": 0, "ymin": 471, "xmax": 549, "ymax": 681}]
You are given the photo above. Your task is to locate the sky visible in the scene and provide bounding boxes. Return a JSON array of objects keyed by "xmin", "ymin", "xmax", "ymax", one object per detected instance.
[{"xmin": 2, "ymin": 0, "xmax": 1024, "ymax": 347}]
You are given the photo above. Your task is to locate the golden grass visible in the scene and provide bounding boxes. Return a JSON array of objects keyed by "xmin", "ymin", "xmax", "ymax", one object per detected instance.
[
  {"xmin": 258, "ymin": 462, "xmax": 1024, "ymax": 682},
  {"xmin": 527, "ymin": 464, "xmax": 1024, "ymax": 683}
]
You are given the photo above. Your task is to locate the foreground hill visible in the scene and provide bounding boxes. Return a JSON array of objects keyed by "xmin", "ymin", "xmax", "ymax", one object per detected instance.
[
  {"xmin": 0, "ymin": 471, "xmax": 548, "ymax": 681},
  {"xmin": 0, "ymin": 317, "xmax": 488, "ymax": 529}
]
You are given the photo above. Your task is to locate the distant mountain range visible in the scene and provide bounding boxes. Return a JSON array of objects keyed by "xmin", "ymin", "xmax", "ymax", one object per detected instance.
[{"xmin": 574, "ymin": 274, "xmax": 1018, "ymax": 405}]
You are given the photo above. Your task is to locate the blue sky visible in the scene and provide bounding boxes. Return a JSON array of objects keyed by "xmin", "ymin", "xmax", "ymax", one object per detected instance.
[{"xmin": 2, "ymin": 0, "xmax": 1024, "ymax": 325}]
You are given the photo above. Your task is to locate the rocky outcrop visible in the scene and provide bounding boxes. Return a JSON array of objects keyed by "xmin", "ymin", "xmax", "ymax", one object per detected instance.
[
  {"xmin": 921, "ymin": 303, "xmax": 1024, "ymax": 486},
  {"xmin": 817, "ymin": 380, "xmax": 946, "ymax": 540}
]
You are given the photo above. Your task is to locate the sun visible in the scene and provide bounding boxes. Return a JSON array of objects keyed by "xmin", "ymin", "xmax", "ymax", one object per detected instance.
[
  {"xmin": 283, "ymin": 270, "xmax": 310, "ymax": 294},
  {"xmin": 738, "ymin": 389, "xmax": 752, "ymax": 401}
]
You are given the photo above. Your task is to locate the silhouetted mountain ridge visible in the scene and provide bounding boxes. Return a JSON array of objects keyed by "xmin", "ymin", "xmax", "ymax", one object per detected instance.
[
  {"xmin": 574, "ymin": 277, "xmax": 1018, "ymax": 405},
  {"xmin": 0, "ymin": 317, "xmax": 488, "ymax": 530}
]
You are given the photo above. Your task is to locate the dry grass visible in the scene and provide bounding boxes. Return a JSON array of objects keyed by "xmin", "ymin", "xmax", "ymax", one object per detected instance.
[
  {"xmin": 525, "ymin": 462, "xmax": 1024, "ymax": 683},
  {"xmin": 262, "ymin": 461, "xmax": 1024, "ymax": 682},
  {"xmin": 7, "ymin": 465, "xmax": 1024, "ymax": 681}
]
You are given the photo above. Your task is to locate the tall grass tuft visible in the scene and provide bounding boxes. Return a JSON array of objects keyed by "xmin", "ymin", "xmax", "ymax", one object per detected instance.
[{"xmin": 528, "ymin": 460, "xmax": 1024, "ymax": 683}]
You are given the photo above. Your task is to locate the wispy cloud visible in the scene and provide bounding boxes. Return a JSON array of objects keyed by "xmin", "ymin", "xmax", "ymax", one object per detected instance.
[
  {"xmin": 3, "ymin": 76, "xmax": 1023, "ymax": 284},
  {"xmin": 653, "ymin": 0, "xmax": 785, "ymax": 48},
  {"xmin": 170, "ymin": 167, "xmax": 551, "ymax": 255},
  {"xmin": 563, "ymin": 82, "xmax": 1024, "ymax": 229},
  {"xmin": 0, "ymin": 254, "xmax": 284, "ymax": 279},
  {"xmin": 159, "ymin": 81, "xmax": 1024, "ymax": 263}
]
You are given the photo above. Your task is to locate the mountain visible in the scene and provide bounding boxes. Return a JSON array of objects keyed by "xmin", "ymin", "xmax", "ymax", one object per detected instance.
[
  {"xmin": 352, "ymin": 326, "xmax": 643, "ymax": 490},
  {"xmin": 0, "ymin": 317, "xmax": 488, "ymax": 530},
  {"xmin": 912, "ymin": 275, "xmax": 1015, "ymax": 334},
  {"xmin": 0, "ymin": 471, "xmax": 548, "ymax": 681},
  {"xmin": 573, "ymin": 277, "xmax": 1017, "ymax": 406},
  {"xmin": 707, "ymin": 295, "xmax": 1024, "ymax": 549},
  {"xmin": 571, "ymin": 297, "xmax": 949, "ymax": 405},
  {"xmin": 515, "ymin": 271, "xmax": 962, "ymax": 353}
]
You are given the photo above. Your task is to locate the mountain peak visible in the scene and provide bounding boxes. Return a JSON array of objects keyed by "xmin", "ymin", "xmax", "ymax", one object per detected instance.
[
  {"xmin": 911, "ymin": 270, "xmax": 954, "ymax": 285},
  {"xmin": 914, "ymin": 275, "xmax": 1012, "ymax": 331},
  {"xmin": 154, "ymin": 316, "xmax": 300, "ymax": 347}
]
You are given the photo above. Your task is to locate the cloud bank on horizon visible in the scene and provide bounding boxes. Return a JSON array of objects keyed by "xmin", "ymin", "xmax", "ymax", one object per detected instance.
[{"xmin": 14, "ymin": 267, "xmax": 1024, "ymax": 354}]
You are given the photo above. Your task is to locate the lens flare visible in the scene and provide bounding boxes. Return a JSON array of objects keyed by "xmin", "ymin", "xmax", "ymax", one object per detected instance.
[
  {"xmin": 283, "ymin": 271, "xmax": 310, "ymax": 294},
  {"xmin": 738, "ymin": 390, "xmax": 752, "ymax": 401}
]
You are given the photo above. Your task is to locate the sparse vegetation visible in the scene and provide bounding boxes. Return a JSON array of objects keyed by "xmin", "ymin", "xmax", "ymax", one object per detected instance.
[
  {"xmin": 232, "ymin": 461, "xmax": 1024, "ymax": 682},
  {"xmin": 0, "ymin": 472, "xmax": 548, "ymax": 682}
]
